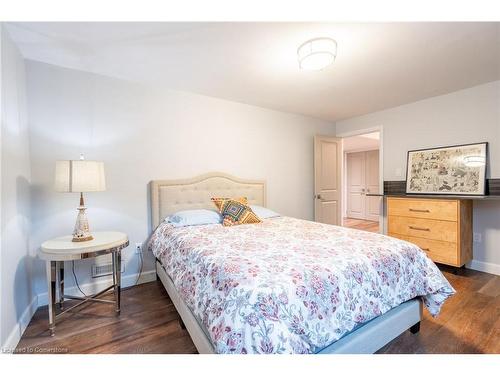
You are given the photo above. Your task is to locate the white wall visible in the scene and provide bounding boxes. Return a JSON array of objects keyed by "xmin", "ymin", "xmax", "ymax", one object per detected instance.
[
  {"xmin": 1, "ymin": 26, "xmax": 34, "ymax": 350},
  {"xmin": 25, "ymin": 60, "xmax": 336, "ymax": 301},
  {"xmin": 336, "ymin": 81, "xmax": 500, "ymax": 274}
]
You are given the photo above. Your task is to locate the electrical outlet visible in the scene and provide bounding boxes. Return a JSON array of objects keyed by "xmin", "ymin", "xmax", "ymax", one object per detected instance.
[
  {"xmin": 135, "ymin": 242, "xmax": 143, "ymax": 254},
  {"xmin": 473, "ymin": 233, "xmax": 482, "ymax": 243}
]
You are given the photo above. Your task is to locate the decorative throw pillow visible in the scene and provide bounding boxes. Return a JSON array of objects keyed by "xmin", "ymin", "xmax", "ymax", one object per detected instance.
[
  {"xmin": 211, "ymin": 197, "xmax": 248, "ymax": 212},
  {"xmin": 211, "ymin": 197, "xmax": 261, "ymax": 226}
]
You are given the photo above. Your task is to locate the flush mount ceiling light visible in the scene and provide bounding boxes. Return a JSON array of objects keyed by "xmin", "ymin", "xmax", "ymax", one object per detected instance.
[{"xmin": 297, "ymin": 37, "xmax": 337, "ymax": 71}]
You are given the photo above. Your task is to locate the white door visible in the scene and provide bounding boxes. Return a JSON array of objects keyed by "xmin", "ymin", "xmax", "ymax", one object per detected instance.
[
  {"xmin": 365, "ymin": 150, "xmax": 381, "ymax": 221},
  {"xmin": 346, "ymin": 152, "xmax": 365, "ymax": 219},
  {"xmin": 314, "ymin": 136, "xmax": 342, "ymax": 225},
  {"xmin": 345, "ymin": 150, "xmax": 380, "ymax": 221}
]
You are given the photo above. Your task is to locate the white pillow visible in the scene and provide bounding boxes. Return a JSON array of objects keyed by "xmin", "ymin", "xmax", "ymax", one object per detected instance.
[
  {"xmin": 166, "ymin": 209, "xmax": 222, "ymax": 227},
  {"xmin": 250, "ymin": 205, "xmax": 280, "ymax": 219}
]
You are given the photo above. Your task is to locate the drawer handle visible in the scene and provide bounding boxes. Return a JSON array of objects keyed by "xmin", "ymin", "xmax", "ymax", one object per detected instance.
[
  {"xmin": 421, "ymin": 247, "xmax": 430, "ymax": 251},
  {"xmin": 409, "ymin": 208, "xmax": 430, "ymax": 213},
  {"xmin": 408, "ymin": 225, "xmax": 430, "ymax": 231}
]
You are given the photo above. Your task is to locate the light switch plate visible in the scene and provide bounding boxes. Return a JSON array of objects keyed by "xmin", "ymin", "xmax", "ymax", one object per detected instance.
[{"xmin": 473, "ymin": 233, "xmax": 482, "ymax": 243}]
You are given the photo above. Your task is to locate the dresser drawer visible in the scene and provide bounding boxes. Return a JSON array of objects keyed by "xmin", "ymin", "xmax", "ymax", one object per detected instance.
[
  {"xmin": 387, "ymin": 198, "xmax": 458, "ymax": 221},
  {"xmin": 389, "ymin": 233, "xmax": 458, "ymax": 266},
  {"xmin": 388, "ymin": 216, "xmax": 457, "ymax": 242}
]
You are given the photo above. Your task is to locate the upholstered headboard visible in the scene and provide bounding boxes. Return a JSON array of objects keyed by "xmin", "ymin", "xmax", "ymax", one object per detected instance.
[{"xmin": 149, "ymin": 172, "xmax": 266, "ymax": 230}]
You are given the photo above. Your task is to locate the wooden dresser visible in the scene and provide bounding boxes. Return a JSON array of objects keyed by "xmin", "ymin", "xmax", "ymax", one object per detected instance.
[{"xmin": 387, "ymin": 197, "xmax": 472, "ymax": 267}]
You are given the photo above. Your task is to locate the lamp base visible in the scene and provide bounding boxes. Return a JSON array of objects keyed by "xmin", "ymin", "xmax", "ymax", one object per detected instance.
[
  {"xmin": 72, "ymin": 235, "xmax": 94, "ymax": 242},
  {"xmin": 72, "ymin": 203, "xmax": 93, "ymax": 242}
]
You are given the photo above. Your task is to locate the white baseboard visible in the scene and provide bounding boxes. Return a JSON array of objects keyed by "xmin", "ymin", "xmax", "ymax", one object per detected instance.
[
  {"xmin": 467, "ymin": 259, "xmax": 500, "ymax": 276},
  {"xmin": 2, "ymin": 295, "xmax": 38, "ymax": 352},
  {"xmin": 37, "ymin": 269, "xmax": 157, "ymax": 306}
]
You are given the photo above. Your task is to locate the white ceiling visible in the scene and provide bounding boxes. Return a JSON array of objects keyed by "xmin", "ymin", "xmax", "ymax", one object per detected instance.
[
  {"xmin": 5, "ymin": 22, "xmax": 500, "ymax": 122},
  {"xmin": 343, "ymin": 132, "xmax": 380, "ymax": 152}
]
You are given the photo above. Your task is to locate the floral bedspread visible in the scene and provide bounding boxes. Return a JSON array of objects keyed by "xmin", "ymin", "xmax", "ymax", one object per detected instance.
[{"xmin": 149, "ymin": 216, "xmax": 454, "ymax": 354}]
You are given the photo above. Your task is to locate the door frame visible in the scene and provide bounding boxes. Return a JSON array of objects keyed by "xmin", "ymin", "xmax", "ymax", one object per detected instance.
[{"xmin": 337, "ymin": 125, "xmax": 384, "ymax": 233}]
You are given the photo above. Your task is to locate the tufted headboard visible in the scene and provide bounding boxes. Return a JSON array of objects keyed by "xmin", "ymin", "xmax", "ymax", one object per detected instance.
[{"xmin": 149, "ymin": 172, "xmax": 266, "ymax": 230}]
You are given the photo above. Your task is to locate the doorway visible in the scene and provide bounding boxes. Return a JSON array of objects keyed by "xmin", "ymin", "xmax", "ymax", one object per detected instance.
[
  {"xmin": 342, "ymin": 131, "xmax": 381, "ymax": 233},
  {"xmin": 313, "ymin": 136, "xmax": 342, "ymax": 226}
]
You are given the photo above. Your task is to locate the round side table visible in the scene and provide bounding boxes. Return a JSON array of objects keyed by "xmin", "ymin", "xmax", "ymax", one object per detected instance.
[{"xmin": 39, "ymin": 231, "xmax": 129, "ymax": 336}]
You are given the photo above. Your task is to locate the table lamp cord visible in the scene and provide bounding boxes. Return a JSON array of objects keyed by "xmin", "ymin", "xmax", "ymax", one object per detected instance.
[
  {"xmin": 71, "ymin": 252, "xmax": 143, "ymax": 295},
  {"xmin": 72, "ymin": 260, "xmax": 89, "ymax": 297},
  {"xmin": 134, "ymin": 250, "xmax": 143, "ymax": 285}
]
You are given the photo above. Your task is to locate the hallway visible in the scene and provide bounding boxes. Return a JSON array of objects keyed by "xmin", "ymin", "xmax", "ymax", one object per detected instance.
[{"xmin": 343, "ymin": 217, "xmax": 379, "ymax": 233}]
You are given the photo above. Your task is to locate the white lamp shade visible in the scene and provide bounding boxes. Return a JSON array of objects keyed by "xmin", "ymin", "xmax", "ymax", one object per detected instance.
[{"xmin": 55, "ymin": 160, "xmax": 106, "ymax": 192}]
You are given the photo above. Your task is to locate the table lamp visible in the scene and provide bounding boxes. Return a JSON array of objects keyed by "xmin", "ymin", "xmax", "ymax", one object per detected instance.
[{"xmin": 54, "ymin": 157, "xmax": 106, "ymax": 242}]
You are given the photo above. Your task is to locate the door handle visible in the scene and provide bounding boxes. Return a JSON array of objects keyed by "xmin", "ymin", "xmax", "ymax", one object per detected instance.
[{"xmin": 315, "ymin": 194, "xmax": 322, "ymax": 200}]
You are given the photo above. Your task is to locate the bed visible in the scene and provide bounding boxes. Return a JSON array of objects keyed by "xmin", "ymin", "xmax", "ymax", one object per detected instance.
[{"xmin": 148, "ymin": 172, "xmax": 454, "ymax": 354}]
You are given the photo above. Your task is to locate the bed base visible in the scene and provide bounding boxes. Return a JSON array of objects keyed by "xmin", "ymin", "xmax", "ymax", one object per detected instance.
[{"xmin": 155, "ymin": 259, "xmax": 422, "ymax": 354}]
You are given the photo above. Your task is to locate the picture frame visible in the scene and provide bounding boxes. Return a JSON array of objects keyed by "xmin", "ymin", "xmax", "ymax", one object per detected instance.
[{"xmin": 405, "ymin": 142, "xmax": 488, "ymax": 196}]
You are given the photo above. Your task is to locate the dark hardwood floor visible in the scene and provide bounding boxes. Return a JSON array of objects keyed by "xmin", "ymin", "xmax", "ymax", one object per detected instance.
[
  {"xmin": 16, "ymin": 267, "xmax": 499, "ymax": 354},
  {"xmin": 378, "ymin": 266, "xmax": 500, "ymax": 354},
  {"xmin": 15, "ymin": 281, "xmax": 197, "ymax": 354}
]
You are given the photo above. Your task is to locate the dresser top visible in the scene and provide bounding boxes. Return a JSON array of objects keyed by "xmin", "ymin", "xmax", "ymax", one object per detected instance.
[{"xmin": 385, "ymin": 194, "xmax": 500, "ymax": 200}]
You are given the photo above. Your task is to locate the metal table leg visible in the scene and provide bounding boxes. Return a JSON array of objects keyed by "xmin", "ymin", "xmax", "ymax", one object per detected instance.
[
  {"xmin": 46, "ymin": 260, "xmax": 57, "ymax": 336},
  {"xmin": 112, "ymin": 250, "xmax": 121, "ymax": 315},
  {"xmin": 59, "ymin": 261, "xmax": 65, "ymax": 309}
]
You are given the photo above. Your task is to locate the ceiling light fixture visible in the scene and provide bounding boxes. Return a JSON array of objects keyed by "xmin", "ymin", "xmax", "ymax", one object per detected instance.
[{"xmin": 297, "ymin": 37, "xmax": 337, "ymax": 71}]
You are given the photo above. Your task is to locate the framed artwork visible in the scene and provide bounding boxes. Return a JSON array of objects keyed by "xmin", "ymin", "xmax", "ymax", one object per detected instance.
[{"xmin": 406, "ymin": 142, "xmax": 488, "ymax": 195}]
